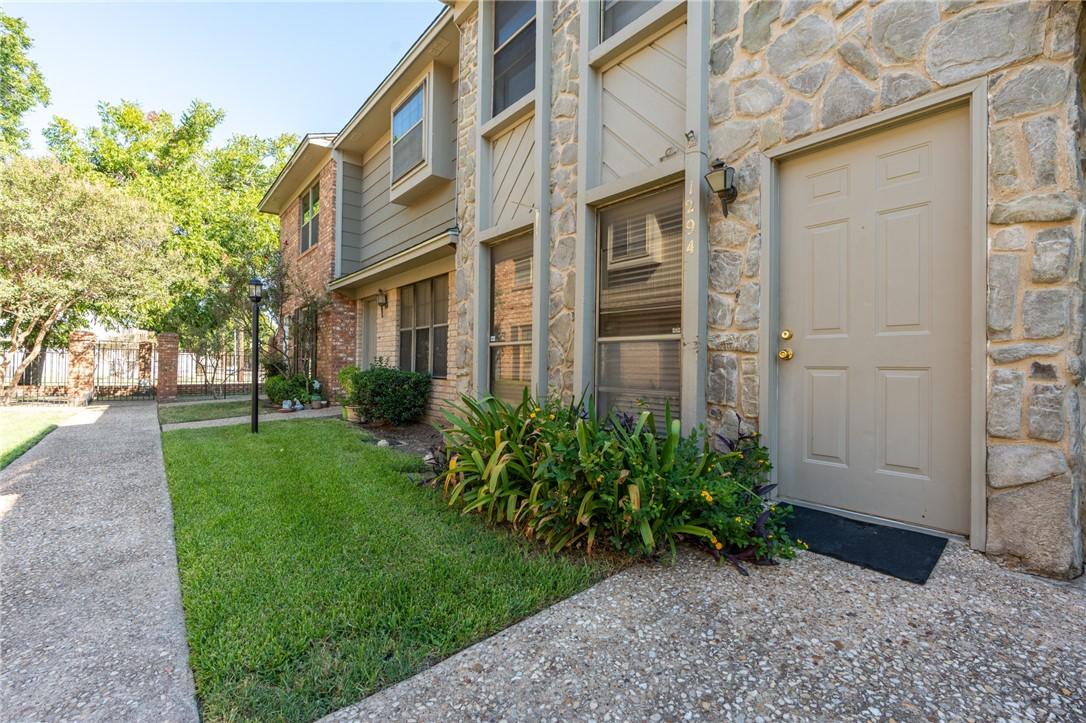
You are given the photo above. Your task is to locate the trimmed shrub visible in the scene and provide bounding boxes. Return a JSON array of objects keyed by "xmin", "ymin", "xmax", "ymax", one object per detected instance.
[
  {"xmin": 437, "ymin": 391, "xmax": 801, "ymax": 573},
  {"xmin": 355, "ymin": 358, "xmax": 431, "ymax": 425},
  {"xmin": 265, "ymin": 373, "xmax": 309, "ymax": 406}
]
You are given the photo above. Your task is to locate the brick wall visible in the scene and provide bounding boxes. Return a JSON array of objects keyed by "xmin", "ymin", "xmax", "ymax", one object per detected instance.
[
  {"xmin": 362, "ymin": 272, "xmax": 459, "ymax": 424},
  {"xmin": 278, "ymin": 158, "xmax": 357, "ymax": 399}
]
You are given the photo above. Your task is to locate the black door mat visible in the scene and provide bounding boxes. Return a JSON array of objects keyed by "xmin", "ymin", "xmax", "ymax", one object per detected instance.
[{"xmin": 784, "ymin": 505, "xmax": 948, "ymax": 584}]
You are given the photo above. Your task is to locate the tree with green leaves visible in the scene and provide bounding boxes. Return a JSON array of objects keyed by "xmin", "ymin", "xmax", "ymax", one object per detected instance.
[
  {"xmin": 0, "ymin": 11, "xmax": 50, "ymax": 158},
  {"xmin": 44, "ymin": 100, "xmax": 297, "ymax": 329},
  {"xmin": 0, "ymin": 156, "xmax": 181, "ymax": 400}
]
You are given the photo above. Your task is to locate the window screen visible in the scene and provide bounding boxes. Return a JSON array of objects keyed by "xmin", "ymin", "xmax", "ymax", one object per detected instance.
[
  {"xmin": 596, "ymin": 185, "xmax": 682, "ymax": 419},
  {"xmin": 493, "ymin": 1, "xmax": 535, "ymax": 116},
  {"xmin": 601, "ymin": 0, "xmax": 660, "ymax": 41},
  {"xmin": 392, "ymin": 83, "xmax": 425, "ymax": 182},
  {"xmin": 490, "ymin": 235, "xmax": 534, "ymax": 403}
]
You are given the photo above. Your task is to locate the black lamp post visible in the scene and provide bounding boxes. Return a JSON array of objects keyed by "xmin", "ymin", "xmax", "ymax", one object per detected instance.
[{"xmin": 247, "ymin": 277, "xmax": 263, "ymax": 434}]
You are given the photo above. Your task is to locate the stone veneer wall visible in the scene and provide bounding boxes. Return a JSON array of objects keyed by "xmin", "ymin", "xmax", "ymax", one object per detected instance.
[
  {"xmin": 454, "ymin": 8, "xmax": 480, "ymax": 399},
  {"xmin": 547, "ymin": 0, "xmax": 580, "ymax": 399},
  {"xmin": 702, "ymin": 0, "xmax": 1084, "ymax": 577},
  {"xmin": 278, "ymin": 158, "xmax": 357, "ymax": 399}
]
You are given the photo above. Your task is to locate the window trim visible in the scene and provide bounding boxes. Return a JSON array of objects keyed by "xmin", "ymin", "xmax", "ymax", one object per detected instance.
[
  {"xmin": 594, "ymin": 184, "xmax": 684, "ymax": 418},
  {"xmin": 487, "ymin": 234, "xmax": 534, "ymax": 402},
  {"xmin": 391, "ymin": 80, "xmax": 427, "ymax": 184},
  {"xmin": 398, "ymin": 275, "xmax": 449, "ymax": 378},
  {"xmin": 588, "ymin": 0, "xmax": 686, "ymax": 70},
  {"xmin": 491, "ymin": 1, "xmax": 536, "ymax": 118},
  {"xmin": 299, "ymin": 181, "xmax": 320, "ymax": 253}
]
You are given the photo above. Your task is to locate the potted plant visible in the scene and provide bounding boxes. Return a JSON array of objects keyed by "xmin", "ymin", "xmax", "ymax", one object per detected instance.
[
  {"xmin": 310, "ymin": 393, "xmax": 322, "ymax": 410},
  {"xmin": 337, "ymin": 365, "xmax": 363, "ymax": 423}
]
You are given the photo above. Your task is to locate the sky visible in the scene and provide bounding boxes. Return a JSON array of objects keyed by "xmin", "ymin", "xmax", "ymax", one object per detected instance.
[{"xmin": 6, "ymin": 0, "xmax": 447, "ymax": 155}]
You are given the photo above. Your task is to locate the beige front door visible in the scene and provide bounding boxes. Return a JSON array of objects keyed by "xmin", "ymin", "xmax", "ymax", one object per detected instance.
[{"xmin": 777, "ymin": 105, "xmax": 971, "ymax": 534}]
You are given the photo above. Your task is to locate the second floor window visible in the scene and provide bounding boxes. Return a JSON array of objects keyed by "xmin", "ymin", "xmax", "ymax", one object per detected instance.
[
  {"xmin": 392, "ymin": 83, "xmax": 426, "ymax": 182},
  {"xmin": 300, "ymin": 182, "xmax": 319, "ymax": 253},
  {"xmin": 493, "ymin": 0, "xmax": 535, "ymax": 116},
  {"xmin": 601, "ymin": 0, "xmax": 660, "ymax": 42}
]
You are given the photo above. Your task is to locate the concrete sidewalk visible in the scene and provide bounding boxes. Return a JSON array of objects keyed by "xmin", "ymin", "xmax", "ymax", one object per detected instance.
[
  {"xmin": 324, "ymin": 543, "xmax": 1085, "ymax": 722},
  {"xmin": 160, "ymin": 403, "xmax": 341, "ymax": 431},
  {"xmin": 1, "ymin": 403, "xmax": 198, "ymax": 721}
]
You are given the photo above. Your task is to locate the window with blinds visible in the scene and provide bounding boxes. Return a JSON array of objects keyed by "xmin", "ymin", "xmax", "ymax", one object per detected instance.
[
  {"xmin": 596, "ymin": 184, "xmax": 682, "ymax": 419},
  {"xmin": 489, "ymin": 235, "xmax": 534, "ymax": 403},
  {"xmin": 493, "ymin": 0, "xmax": 535, "ymax": 116},
  {"xmin": 399, "ymin": 275, "xmax": 449, "ymax": 378}
]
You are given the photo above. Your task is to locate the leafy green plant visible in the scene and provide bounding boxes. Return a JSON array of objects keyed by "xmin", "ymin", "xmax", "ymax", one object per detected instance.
[
  {"xmin": 355, "ymin": 357, "xmax": 431, "ymax": 425},
  {"xmin": 337, "ymin": 365, "xmax": 361, "ymax": 405},
  {"xmin": 264, "ymin": 373, "xmax": 308, "ymax": 406},
  {"xmin": 439, "ymin": 392, "xmax": 800, "ymax": 572}
]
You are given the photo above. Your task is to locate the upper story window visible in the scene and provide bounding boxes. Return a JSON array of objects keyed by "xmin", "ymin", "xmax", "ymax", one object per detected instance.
[
  {"xmin": 493, "ymin": 0, "xmax": 535, "ymax": 116},
  {"xmin": 299, "ymin": 182, "xmax": 320, "ymax": 253},
  {"xmin": 601, "ymin": 0, "xmax": 660, "ymax": 41},
  {"xmin": 392, "ymin": 83, "xmax": 426, "ymax": 183}
]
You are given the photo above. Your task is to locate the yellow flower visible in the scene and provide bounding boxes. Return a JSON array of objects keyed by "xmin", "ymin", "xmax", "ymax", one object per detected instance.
[
  {"xmin": 597, "ymin": 474, "xmax": 603, "ymax": 482},
  {"xmin": 449, "ymin": 456, "xmax": 458, "ymax": 470},
  {"xmin": 714, "ymin": 542, "xmax": 723, "ymax": 550},
  {"xmin": 710, "ymin": 536, "xmax": 718, "ymax": 544},
  {"xmin": 768, "ymin": 534, "xmax": 774, "ymax": 539},
  {"xmin": 549, "ymin": 414, "xmax": 555, "ymax": 420},
  {"xmin": 735, "ymin": 517, "xmax": 742, "ymax": 523},
  {"xmin": 530, "ymin": 412, "xmax": 537, "ymax": 419},
  {"xmin": 770, "ymin": 506, "xmax": 776, "ymax": 511},
  {"xmin": 738, "ymin": 453, "xmax": 744, "ymax": 459},
  {"xmin": 534, "ymin": 407, "xmax": 541, "ymax": 413}
]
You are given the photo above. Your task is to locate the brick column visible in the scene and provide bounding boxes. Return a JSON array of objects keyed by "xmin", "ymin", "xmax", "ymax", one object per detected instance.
[
  {"xmin": 138, "ymin": 341, "xmax": 154, "ymax": 385},
  {"xmin": 157, "ymin": 333, "xmax": 179, "ymax": 402},
  {"xmin": 67, "ymin": 331, "xmax": 96, "ymax": 406}
]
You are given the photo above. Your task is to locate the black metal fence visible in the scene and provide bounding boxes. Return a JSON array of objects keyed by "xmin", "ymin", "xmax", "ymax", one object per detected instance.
[
  {"xmin": 176, "ymin": 349, "xmax": 263, "ymax": 398},
  {"xmin": 93, "ymin": 341, "xmax": 157, "ymax": 401},
  {"xmin": 3, "ymin": 348, "xmax": 69, "ymax": 403}
]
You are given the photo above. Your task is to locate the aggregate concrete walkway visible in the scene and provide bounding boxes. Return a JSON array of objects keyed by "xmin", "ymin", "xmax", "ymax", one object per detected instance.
[
  {"xmin": 325, "ymin": 543, "xmax": 1085, "ymax": 722},
  {"xmin": 1, "ymin": 403, "xmax": 198, "ymax": 721},
  {"xmin": 160, "ymin": 403, "xmax": 340, "ymax": 432}
]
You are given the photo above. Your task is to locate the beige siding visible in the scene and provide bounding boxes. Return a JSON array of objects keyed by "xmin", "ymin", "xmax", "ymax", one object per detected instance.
[
  {"xmin": 359, "ymin": 136, "xmax": 455, "ymax": 266},
  {"xmin": 600, "ymin": 24, "xmax": 687, "ymax": 184},
  {"xmin": 490, "ymin": 116, "xmax": 536, "ymax": 228}
]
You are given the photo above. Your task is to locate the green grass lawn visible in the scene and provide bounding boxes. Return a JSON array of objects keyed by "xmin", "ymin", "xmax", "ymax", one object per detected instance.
[
  {"xmin": 158, "ymin": 399, "xmax": 269, "ymax": 425},
  {"xmin": 0, "ymin": 407, "xmax": 75, "ymax": 470},
  {"xmin": 162, "ymin": 419, "xmax": 619, "ymax": 722}
]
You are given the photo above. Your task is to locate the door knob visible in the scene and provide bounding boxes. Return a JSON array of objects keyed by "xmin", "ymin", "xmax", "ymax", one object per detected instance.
[
  {"xmin": 780, "ymin": 329, "xmax": 793, "ymax": 340},
  {"xmin": 778, "ymin": 348, "xmax": 794, "ymax": 360}
]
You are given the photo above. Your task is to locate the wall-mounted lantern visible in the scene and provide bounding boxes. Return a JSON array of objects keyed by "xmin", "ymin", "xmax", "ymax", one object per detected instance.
[{"xmin": 704, "ymin": 160, "xmax": 738, "ymax": 217}]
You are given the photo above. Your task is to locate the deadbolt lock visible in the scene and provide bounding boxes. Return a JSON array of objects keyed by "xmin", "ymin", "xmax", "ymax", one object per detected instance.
[
  {"xmin": 778, "ymin": 348, "xmax": 794, "ymax": 360},
  {"xmin": 780, "ymin": 329, "xmax": 793, "ymax": 340}
]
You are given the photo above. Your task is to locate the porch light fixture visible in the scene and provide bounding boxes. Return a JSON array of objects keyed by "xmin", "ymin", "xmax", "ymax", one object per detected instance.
[
  {"xmin": 247, "ymin": 277, "xmax": 263, "ymax": 434},
  {"xmin": 376, "ymin": 290, "xmax": 389, "ymax": 310},
  {"xmin": 704, "ymin": 160, "xmax": 738, "ymax": 217}
]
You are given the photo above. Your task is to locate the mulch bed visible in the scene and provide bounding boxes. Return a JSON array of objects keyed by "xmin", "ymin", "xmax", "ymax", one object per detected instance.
[{"xmin": 352, "ymin": 419, "xmax": 445, "ymax": 458}]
